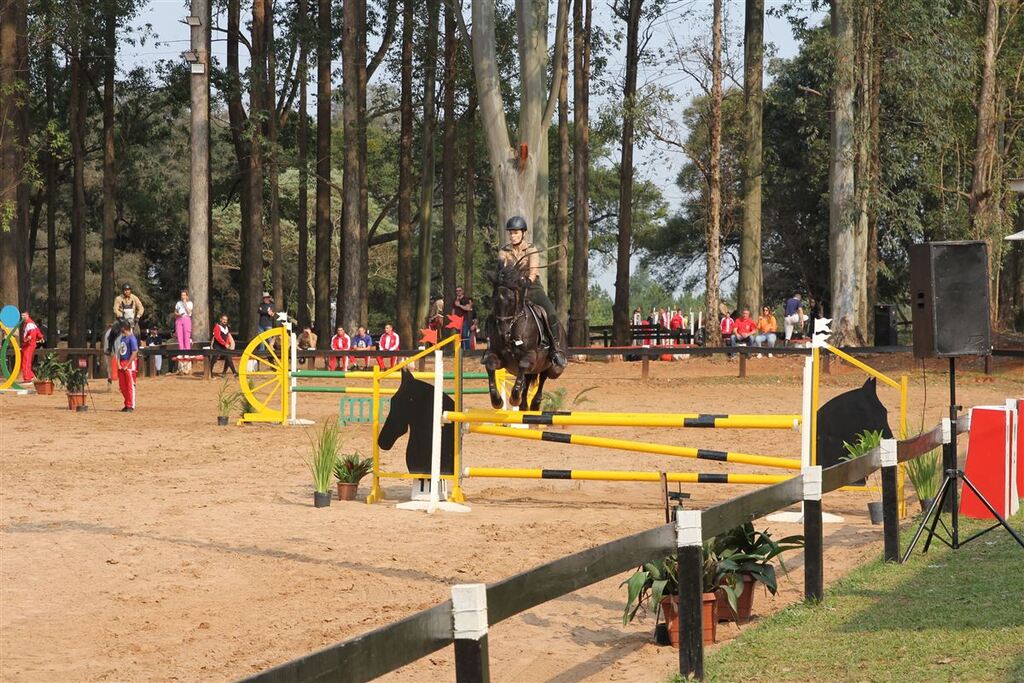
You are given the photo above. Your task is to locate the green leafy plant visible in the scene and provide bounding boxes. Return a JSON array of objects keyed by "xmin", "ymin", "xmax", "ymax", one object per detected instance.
[
  {"xmin": 334, "ymin": 452, "xmax": 373, "ymax": 484},
  {"xmin": 905, "ymin": 448, "xmax": 942, "ymax": 502},
  {"xmin": 35, "ymin": 352, "xmax": 62, "ymax": 382},
  {"xmin": 622, "ymin": 544, "xmax": 721, "ymax": 625},
  {"xmin": 711, "ymin": 523, "xmax": 804, "ymax": 614},
  {"xmin": 54, "ymin": 360, "xmax": 88, "ymax": 393},
  {"xmin": 308, "ymin": 422, "xmax": 340, "ymax": 494},
  {"xmin": 216, "ymin": 381, "xmax": 242, "ymax": 418},
  {"xmin": 540, "ymin": 387, "xmax": 566, "ymax": 412},
  {"xmin": 572, "ymin": 386, "xmax": 598, "ymax": 406},
  {"xmin": 841, "ymin": 429, "xmax": 885, "ymax": 491}
]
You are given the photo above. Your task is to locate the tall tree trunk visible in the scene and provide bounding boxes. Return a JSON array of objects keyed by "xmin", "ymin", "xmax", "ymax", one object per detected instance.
[
  {"xmin": 13, "ymin": 0, "xmax": 27, "ymax": 310},
  {"xmin": 463, "ymin": 95, "xmax": 477, "ymax": 296},
  {"xmin": 101, "ymin": 0, "xmax": 116, "ymax": 334},
  {"xmin": 441, "ymin": 2, "xmax": 457, "ymax": 311},
  {"xmin": 705, "ymin": 0, "xmax": 723, "ymax": 346},
  {"xmin": 737, "ymin": 0, "xmax": 763, "ymax": 314},
  {"xmin": 357, "ymin": 0, "xmax": 369, "ymax": 324},
  {"xmin": 866, "ymin": 0, "xmax": 881, "ymax": 324},
  {"xmin": 188, "ymin": 0, "xmax": 211, "ymax": 342},
  {"xmin": 828, "ymin": 0, "xmax": 862, "ymax": 346},
  {"xmin": 525, "ymin": 0, "xmax": 551, "ymax": 281},
  {"xmin": 314, "ymin": 0, "xmax": 332, "ymax": 345},
  {"xmin": 612, "ymin": 0, "xmax": 642, "ymax": 347},
  {"xmin": 396, "ymin": 0, "xmax": 414, "ymax": 343},
  {"xmin": 854, "ymin": 0, "xmax": 873, "ymax": 336},
  {"xmin": 0, "ymin": 0, "xmax": 21, "ymax": 307},
  {"xmin": 267, "ymin": 0, "xmax": 284, "ymax": 308},
  {"xmin": 339, "ymin": 0, "xmax": 360, "ymax": 331},
  {"xmin": 296, "ymin": 0, "xmax": 310, "ymax": 327},
  {"xmin": 44, "ymin": 17, "xmax": 56, "ymax": 336},
  {"xmin": 242, "ymin": 0, "xmax": 268, "ymax": 340},
  {"xmin": 553, "ymin": 21, "xmax": 569, "ymax": 326},
  {"xmin": 414, "ymin": 0, "xmax": 440, "ymax": 331},
  {"xmin": 969, "ymin": 0, "xmax": 1000, "ymax": 327},
  {"xmin": 568, "ymin": 0, "xmax": 591, "ymax": 347},
  {"xmin": 68, "ymin": 45, "xmax": 87, "ymax": 347},
  {"xmin": 227, "ymin": 0, "xmax": 253, "ymax": 337}
]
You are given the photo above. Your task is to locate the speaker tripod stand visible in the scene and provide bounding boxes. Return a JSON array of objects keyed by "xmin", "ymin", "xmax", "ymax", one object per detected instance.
[{"xmin": 902, "ymin": 358, "xmax": 1024, "ymax": 562}]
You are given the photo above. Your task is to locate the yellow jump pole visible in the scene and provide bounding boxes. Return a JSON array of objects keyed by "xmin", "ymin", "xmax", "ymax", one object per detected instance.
[
  {"xmin": 468, "ymin": 424, "xmax": 802, "ymax": 470},
  {"xmin": 898, "ymin": 373, "xmax": 909, "ymax": 517},
  {"xmin": 366, "ymin": 365, "xmax": 384, "ymax": 503},
  {"xmin": 449, "ymin": 340, "xmax": 466, "ymax": 503},
  {"xmin": 464, "ymin": 467, "xmax": 790, "ymax": 486},
  {"xmin": 447, "ymin": 410, "xmax": 800, "ymax": 430}
]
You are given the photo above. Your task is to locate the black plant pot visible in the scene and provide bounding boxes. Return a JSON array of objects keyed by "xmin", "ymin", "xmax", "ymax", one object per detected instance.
[
  {"xmin": 919, "ymin": 497, "xmax": 935, "ymax": 512},
  {"xmin": 217, "ymin": 415, "xmax": 229, "ymax": 426},
  {"xmin": 867, "ymin": 500, "xmax": 883, "ymax": 525},
  {"xmin": 313, "ymin": 491, "xmax": 332, "ymax": 508}
]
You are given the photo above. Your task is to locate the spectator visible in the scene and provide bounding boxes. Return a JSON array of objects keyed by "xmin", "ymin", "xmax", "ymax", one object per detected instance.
[
  {"xmin": 174, "ymin": 289, "xmax": 194, "ymax": 352},
  {"xmin": 377, "ymin": 323, "xmax": 400, "ymax": 369},
  {"xmin": 452, "ymin": 286, "xmax": 475, "ymax": 350},
  {"xmin": 258, "ymin": 292, "xmax": 276, "ymax": 333},
  {"xmin": 296, "ymin": 325, "xmax": 318, "ymax": 366},
  {"xmin": 720, "ymin": 311, "xmax": 735, "ymax": 358},
  {"xmin": 468, "ymin": 317, "xmax": 479, "ymax": 350},
  {"xmin": 669, "ymin": 309, "xmax": 684, "ymax": 342},
  {"xmin": 428, "ymin": 297, "xmax": 445, "ymax": 331},
  {"xmin": 733, "ymin": 308, "xmax": 757, "ymax": 347},
  {"xmin": 648, "ymin": 306, "xmax": 659, "ymax": 326},
  {"xmin": 783, "ymin": 292, "xmax": 805, "ymax": 344},
  {"xmin": 632, "ymin": 307, "xmax": 642, "ymax": 326},
  {"xmin": 352, "ymin": 325, "xmax": 374, "ymax": 370},
  {"xmin": 329, "ymin": 325, "xmax": 351, "ymax": 372},
  {"xmin": 144, "ymin": 326, "xmax": 165, "ymax": 375},
  {"xmin": 19, "ymin": 311, "xmax": 43, "ymax": 382},
  {"xmin": 805, "ymin": 297, "xmax": 824, "ymax": 337},
  {"xmin": 116, "ymin": 321, "xmax": 139, "ymax": 413},
  {"xmin": 754, "ymin": 306, "xmax": 778, "ymax": 356},
  {"xmin": 211, "ymin": 314, "xmax": 237, "ymax": 377},
  {"xmin": 113, "ymin": 283, "xmax": 145, "ymax": 336},
  {"xmin": 104, "ymin": 320, "xmax": 121, "ymax": 384}
]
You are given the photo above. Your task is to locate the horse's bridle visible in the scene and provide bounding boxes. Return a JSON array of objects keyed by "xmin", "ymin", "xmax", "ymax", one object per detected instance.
[{"xmin": 493, "ymin": 283, "xmax": 527, "ymax": 345}]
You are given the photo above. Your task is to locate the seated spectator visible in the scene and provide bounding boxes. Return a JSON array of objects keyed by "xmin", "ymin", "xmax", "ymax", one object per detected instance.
[
  {"xmin": 296, "ymin": 325, "xmax": 318, "ymax": 366},
  {"xmin": 720, "ymin": 311, "xmax": 736, "ymax": 358},
  {"xmin": 754, "ymin": 306, "xmax": 778, "ymax": 356},
  {"xmin": 669, "ymin": 309, "xmax": 684, "ymax": 341},
  {"xmin": 211, "ymin": 314, "xmax": 237, "ymax": 377},
  {"xmin": 352, "ymin": 326, "xmax": 374, "ymax": 370},
  {"xmin": 732, "ymin": 309, "xmax": 757, "ymax": 348},
  {"xmin": 377, "ymin": 322, "xmax": 400, "ymax": 369},
  {"xmin": 329, "ymin": 325, "xmax": 351, "ymax": 372},
  {"xmin": 144, "ymin": 326, "xmax": 165, "ymax": 375}
]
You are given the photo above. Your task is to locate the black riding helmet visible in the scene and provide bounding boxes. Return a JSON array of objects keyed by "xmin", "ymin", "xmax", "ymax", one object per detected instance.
[{"xmin": 505, "ymin": 216, "xmax": 528, "ymax": 232}]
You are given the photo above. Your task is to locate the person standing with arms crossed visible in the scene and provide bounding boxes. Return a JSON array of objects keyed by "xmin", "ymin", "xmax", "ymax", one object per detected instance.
[
  {"xmin": 174, "ymin": 289, "xmax": 194, "ymax": 351},
  {"xmin": 19, "ymin": 311, "xmax": 44, "ymax": 382},
  {"xmin": 116, "ymin": 321, "xmax": 139, "ymax": 412}
]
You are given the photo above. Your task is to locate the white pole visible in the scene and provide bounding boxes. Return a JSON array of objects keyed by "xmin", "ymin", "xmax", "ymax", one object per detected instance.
[
  {"xmin": 428, "ymin": 348, "xmax": 443, "ymax": 512},
  {"xmin": 697, "ymin": 311, "xmax": 703, "ymax": 336},
  {"xmin": 800, "ymin": 356, "xmax": 812, "ymax": 467},
  {"xmin": 689, "ymin": 310, "xmax": 694, "ymax": 338},
  {"xmin": 290, "ymin": 327, "xmax": 298, "ymax": 422}
]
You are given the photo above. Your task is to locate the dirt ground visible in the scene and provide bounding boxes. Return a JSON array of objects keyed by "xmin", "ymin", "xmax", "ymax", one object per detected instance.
[{"xmin": 1, "ymin": 353, "xmax": 1021, "ymax": 682}]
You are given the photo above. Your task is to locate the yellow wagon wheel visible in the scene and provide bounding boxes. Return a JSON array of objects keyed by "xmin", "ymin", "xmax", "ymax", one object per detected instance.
[
  {"xmin": 238, "ymin": 326, "xmax": 290, "ymax": 424},
  {"xmin": 0, "ymin": 323, "xmax": 22, "ymax": 391}
]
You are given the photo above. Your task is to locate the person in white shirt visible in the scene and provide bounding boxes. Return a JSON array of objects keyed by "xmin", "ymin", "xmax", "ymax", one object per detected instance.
[
  {"xmin": 174, "ymin": 289, "xmax": 194, "ymax": 351},
  {"xmin": 377, "ymin": 323, "xmax": 400, "ymax": 369}
]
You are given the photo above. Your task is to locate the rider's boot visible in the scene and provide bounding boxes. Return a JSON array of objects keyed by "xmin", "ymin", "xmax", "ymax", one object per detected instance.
[{"xmin": 546, "ymin": 318, "xmax": 567, "ymax": 369}]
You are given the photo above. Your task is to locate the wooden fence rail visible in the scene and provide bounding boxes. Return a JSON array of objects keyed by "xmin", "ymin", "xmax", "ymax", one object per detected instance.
[{"xmin": 240, "ymin": 417, "xmax": 963, "ymax": 683}]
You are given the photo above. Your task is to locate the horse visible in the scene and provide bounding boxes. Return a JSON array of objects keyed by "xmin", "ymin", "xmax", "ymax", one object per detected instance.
[
  {"xmin": 377, "ymin": 369, "xmax": 455, "ymax": 475},
  {"xmin": 482, "ymin": 259, "xmax": 566, "ymax": 411}
]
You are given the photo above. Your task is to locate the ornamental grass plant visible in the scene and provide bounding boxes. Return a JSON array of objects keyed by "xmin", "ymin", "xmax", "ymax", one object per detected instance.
[{"xmin": 308, "ymin": 422, "xmax": 339, "ymax": 494}]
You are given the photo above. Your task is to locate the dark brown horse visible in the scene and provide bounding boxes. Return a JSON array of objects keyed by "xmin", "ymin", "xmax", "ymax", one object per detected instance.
[{"xmin": 482, "ymin": 260, "xmax": 565, "ymax": 410}]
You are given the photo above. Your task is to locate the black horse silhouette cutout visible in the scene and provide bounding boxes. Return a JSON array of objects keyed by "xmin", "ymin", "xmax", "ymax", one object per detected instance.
[
  {"xmin": 377, "ymin": 369, "xmax": 454, "ymax": 475},
  {"xmin": 482, "ymin": 258, "xmax": 565, "ymax": 410},
  {"xmin": 816, "ymin": 378, "xmax": 893, "ymax": 471}
]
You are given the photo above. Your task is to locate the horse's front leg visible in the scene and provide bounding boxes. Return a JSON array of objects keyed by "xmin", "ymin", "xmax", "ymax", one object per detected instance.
[
  {"xmin": 509, "ymin": 371, "xmax": 528, "ymax": 407},
  {"xmin": 526, "ymin": 372, "xmax": 548, "ymax": 411},
  {"xmin": 482, "ymin": 352, "xmax": 503, "ymax": 409}
]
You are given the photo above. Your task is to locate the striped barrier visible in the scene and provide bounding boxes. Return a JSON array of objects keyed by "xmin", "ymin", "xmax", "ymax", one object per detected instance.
[
  {"xmin": 463, "ymin": 467, "xmax": 789, "ymax": 485},
  {"xmin": 467, "ymin": 423, "xmax": 802, "ymax": 470},
  {"xmin": 446, "ymin": 410, "xmax": 800, "ymax": 430}
]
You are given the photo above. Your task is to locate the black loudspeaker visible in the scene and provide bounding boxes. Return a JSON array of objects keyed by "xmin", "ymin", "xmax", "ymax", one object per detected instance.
[
  {"xmin": 909, "ymin": 241, "xmax": 991, "ymax": 359},
  {"xmin": 874, "ymin": 304, "xmax": 897, "ymax": 346}
]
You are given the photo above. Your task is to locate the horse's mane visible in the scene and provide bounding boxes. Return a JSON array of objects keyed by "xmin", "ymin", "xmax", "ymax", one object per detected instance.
[{"xmin": 496, "ymin": 258, "xmax": 530, "ymax": 290}]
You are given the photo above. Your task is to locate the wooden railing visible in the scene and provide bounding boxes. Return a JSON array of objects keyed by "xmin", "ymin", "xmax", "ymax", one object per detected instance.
[{"xmin": 241, "ymin": 418, "xmax": 962, "ymax": 683}]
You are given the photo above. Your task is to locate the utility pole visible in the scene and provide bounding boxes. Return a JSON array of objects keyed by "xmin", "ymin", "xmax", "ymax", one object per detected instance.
[{"xmin": 185, "ymin": 0, "xmax": 211, "ymax": 342}]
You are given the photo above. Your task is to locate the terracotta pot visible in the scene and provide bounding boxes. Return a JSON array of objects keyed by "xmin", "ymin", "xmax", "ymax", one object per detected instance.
[
  {"xmin": 716, "ymin": 574, "xmax": 756, "ymax": 622},
  {"xmin": 337, "ymin": 482, "xmax": 358, "ymax": 501},
  {"xmin": 34, "ymin": 380, "xmax": 54, "ymax": 395},
  {"xmin": 66, "ymin": 392, "xmax": 87, "ymax": 411},
  {"xmin": 660, "ymin": 593, "xmax": 717, "ymax": 647}
]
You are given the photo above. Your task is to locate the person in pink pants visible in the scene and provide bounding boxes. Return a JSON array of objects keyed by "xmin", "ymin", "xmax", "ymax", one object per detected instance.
[{"xmin": 174, "ymin": 289, "xmax": 193, "ymax": 351}]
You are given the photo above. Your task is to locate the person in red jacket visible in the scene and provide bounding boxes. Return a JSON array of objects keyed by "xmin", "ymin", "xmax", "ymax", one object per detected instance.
[
  {"xmin": 20, "ymin": 311, "xmax": 44, "ymax": 382},
  {"xmin": 733, "ymin": 309, "xmax": 757, "ymax": 347},
  {"xmin": 211, "ymin": 314, "xmax": 237, "ymax": 376},
  {"xmin": 377, "ymin": 323, "xmax": 400, "ymax": 369},
  {"xmin": 328, "ymin": 325, "xmax": 351, "ymax": 372}
]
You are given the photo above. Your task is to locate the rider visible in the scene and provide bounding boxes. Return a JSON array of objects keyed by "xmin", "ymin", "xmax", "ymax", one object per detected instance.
[{"xmin": 498, "ymin": 215, "xmax": 567, "ymax": 369}]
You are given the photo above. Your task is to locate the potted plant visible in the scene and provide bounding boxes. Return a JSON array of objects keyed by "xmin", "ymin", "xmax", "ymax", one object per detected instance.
[
  {"xmin": 334, "ymin": 452, "xmax": 373, "ymax": 501},
  {"xmin": 841, "ymin": 429, "xmax": 885, "ymax": 524},
  {"xmin": 216, "ymin": 381, "xmax": 241, "ymax": 426},
  {"xmin": 622, "ymin": 544, "xmax": 719, "ymax": 647},
  {"xmin": 33, "ymin": 352, "xmax": 61, "ymax": 395},
  {"xmin": 55, "ymin": 360, "xmax": 89, "ymax": 411},
  {"xmin": 905, "ymin": 447, "xmax": 942, "ymax": 512},
  {"xmin": 308, "ymin": 422, "xmax": 339, "ymax": 507},
  {"xmin": 711, "ymin": 523, "xmax": 804, "ymax": 623}
]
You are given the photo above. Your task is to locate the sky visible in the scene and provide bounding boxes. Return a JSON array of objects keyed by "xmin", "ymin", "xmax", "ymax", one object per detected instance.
[{"xmin": 122, "ymin": 0, "xmax": 826, "ymax": 296}]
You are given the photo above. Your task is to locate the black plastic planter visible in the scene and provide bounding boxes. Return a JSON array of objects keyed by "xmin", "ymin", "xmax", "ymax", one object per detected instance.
[
  {"xmin": 867, "ymin": 500, "xmax": 883, "ymax": 525},
  {"xmin": 919, "ymin": 497, "xmax": 935, "ymax": 512},
  {"xmin": 217, "ymin": 416, "xmax": 229, "ymax": 426},
  {"xmin": 313, "ymin": 491, "xmax": 332, "ymax": 508}
]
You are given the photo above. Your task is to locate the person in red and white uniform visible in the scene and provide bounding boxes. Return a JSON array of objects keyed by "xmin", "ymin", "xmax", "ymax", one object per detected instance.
[
  {"xmin": 116, "ymin": 321, "xmax": 139, "ymax": 412},
  {"xmin": 211, "ymin": 314, "xmax": 237, "ymax": 377},
  {"xmin": 377, "ymin": 323, "xmax": 400, "ymax": 369},
  {"xmin": 329, "ymin": 325, "xmax": 351, "ymax": 372},
  {"xmin": 19, "ymin": 311, "xmax": 44, "ymax": 382}
]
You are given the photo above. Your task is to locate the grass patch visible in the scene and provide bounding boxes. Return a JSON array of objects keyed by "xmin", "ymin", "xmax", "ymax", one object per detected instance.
[{"xmin": 684, "ymin": 511, "xmax": 1024, "ymax": 682}]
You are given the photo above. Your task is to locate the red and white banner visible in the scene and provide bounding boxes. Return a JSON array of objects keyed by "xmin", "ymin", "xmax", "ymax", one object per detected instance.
[{"xmin": 960, "ymin": 400, "xmax": 1021, "ymax": 519}]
